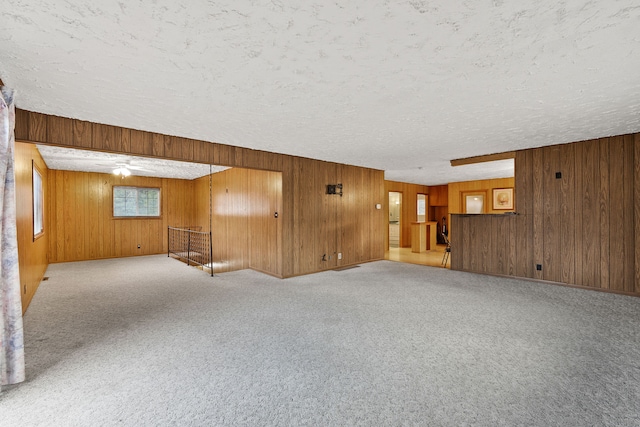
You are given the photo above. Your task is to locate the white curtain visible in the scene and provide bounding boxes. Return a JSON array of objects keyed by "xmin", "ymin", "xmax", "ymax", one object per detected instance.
[{"xmin": 0, "ymin": 86, "xmax": 25, "ymax": 387}]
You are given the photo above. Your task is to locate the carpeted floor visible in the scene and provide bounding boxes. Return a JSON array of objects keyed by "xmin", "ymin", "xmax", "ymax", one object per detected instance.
[{"xmin": 1, "ymin": 255, "xmax": 639, "ymax": 426}]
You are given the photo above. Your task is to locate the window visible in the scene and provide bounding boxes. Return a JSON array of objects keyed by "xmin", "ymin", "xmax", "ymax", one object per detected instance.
[
  {"xmin": 33, "ymin": 162, "xmax": 44, "ymax": 239},
  {"xmin": 113, "ymin": 186, "xmax": 160, "ymax": 217}
]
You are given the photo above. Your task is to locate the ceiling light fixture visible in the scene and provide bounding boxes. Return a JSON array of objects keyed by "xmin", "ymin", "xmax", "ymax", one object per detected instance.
[{"xmin": 113, "ymin": 167, "xmax": 131, "ymax": 177}]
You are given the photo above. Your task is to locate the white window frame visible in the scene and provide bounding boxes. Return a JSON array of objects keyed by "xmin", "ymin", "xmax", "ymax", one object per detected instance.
[
  {"xmin": 113, "ymin": 186, "xmax": 161, "ymax": 218},
  {"xmin": 33, "ymin": 162, "xmax": 44, "ymax": 240}
]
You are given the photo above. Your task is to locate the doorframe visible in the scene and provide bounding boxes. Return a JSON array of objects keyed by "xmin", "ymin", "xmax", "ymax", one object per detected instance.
[{"xmin": 388, "ymin": 191, "xmax": 403, "ymax": 249}]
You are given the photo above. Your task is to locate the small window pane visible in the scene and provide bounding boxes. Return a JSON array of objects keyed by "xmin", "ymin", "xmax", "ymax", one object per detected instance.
[
  {"xmin": 113, "ymin": 186, "xmax": 160, "ymax": 217},
  {"xmin": 33, "ymin": 164, "xmax": 44, "ymax": 238}
]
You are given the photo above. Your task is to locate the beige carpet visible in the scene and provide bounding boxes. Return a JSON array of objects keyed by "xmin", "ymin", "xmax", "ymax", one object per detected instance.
[{"xmin": 1, "ymin": 255, "xmax": 639, "ymax": 426}]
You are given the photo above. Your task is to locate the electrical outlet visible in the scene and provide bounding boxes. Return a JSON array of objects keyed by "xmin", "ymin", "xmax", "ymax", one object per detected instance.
[
  {"xmin": 536, "ymin": 264, "xmax": 542, "ymax": 271},
  {"xmin": 137, "ymin": 244, "xmax": 141, "ymax": 249},
  {"xmin": 338, "ymin": 252, "xmax": 342, "ymax": 260}
]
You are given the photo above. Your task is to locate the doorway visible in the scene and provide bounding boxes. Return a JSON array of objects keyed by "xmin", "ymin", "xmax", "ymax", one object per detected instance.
[{"xmin": 388, "ymin": 191, "xmax": 402, "ymax": 248}]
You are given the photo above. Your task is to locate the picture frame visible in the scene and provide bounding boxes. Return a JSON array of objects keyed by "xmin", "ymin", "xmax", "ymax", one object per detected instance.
[{"xmin": 492, "ymin": 188, "xmax": 514, "ymax": 210}]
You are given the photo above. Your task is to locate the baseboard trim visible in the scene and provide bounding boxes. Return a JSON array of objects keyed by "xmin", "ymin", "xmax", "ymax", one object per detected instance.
[{"xmin": 453, "ymin": 268, "xmax": 640, "ymax": 298}]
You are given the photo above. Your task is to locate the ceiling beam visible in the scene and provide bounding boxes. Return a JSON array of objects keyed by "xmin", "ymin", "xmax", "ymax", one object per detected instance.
[{"xmin": 450, "ymin": 151, "xmax": 515, "ymax": 167}]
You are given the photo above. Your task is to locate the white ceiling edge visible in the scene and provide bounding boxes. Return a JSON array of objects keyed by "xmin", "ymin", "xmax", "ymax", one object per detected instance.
[{"xmin": 36, "ymin": 145, "xmax": 229, "ymax": 180}]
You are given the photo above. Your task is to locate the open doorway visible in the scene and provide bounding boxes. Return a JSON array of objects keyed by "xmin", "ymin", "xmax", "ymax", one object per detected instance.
[
  {"xmin": 388, "ymin": 191, "xmax": 402, "ymax": 248},
  {"xmin": 25, "ymin": 143, "xmax": 282, "ymax": 276}
]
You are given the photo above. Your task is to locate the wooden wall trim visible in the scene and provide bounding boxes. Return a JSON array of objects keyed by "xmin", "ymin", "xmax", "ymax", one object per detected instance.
[
  {"xmin": 15, "ymin": 109, "xmax": 323, "ymax": 172},
  {"xmin": 453, "ymin": 267, "xmax": 640, "ymax": 298},
  {"xmin": 450, "ymin": 151, "xmax": 515, "ymax": 167}
]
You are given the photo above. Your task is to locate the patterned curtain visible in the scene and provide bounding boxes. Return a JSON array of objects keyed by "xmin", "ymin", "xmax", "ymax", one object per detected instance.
[{"xmin": 0, "ymin": 86, "xmax": 25, "ymax": 387}]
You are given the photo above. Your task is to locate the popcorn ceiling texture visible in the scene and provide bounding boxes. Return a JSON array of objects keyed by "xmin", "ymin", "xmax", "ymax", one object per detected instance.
[
  {"xmin": 1, "ymin": 1, "xmax": 639, "ymax": 184},
  {"xmin": 36, "ymin": 145, "xmax": 228, "ymax": 180}
]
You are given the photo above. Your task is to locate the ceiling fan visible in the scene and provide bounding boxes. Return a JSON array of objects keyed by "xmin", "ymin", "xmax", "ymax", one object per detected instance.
[{"xmin": 111, "ymin": 161, "xmax": 152, "ymax": 177}]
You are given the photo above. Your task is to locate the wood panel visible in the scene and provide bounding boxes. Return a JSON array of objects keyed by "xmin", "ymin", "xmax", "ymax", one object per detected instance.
[
  {"xmin": 542, "ymin": 146, "xmax": 561, "ymax": 282},
  {"xmin": 623, "ymin": 135, "xmax": 635, "ymax": 293},
  {"xmin": 451, "ymin": 214, "xmax": 516, "ymax": 276},
  {"xmin": 28, "ymin": 111, "xmax": 47, "ymax": 142},
  {"xmin": 14, "ymin": 108, "xmax": 29, "ymax": 140},
  {"xmin": 581, "ymin": 139, "xmax": 600, "ymax": 288},
  {"xmin": 515, "ymin": 150, "xmax": 533, "ymax": 278},
  {"xmin": 429, "ymin": 184, "xmax": 448, "ymax": 206},
  {"xmin": 47, "ymin": 170, "xmax": 195, "ymax": 263},
  {"xmin": 573, "ymin": 142, "xmax": 584, "ymax": 286},
  {"xmin": 280, "ymin": 156, "xmax": 295, "ymax": 277},
  {"xmin": 92, "ymin": 123, "xmax": 117, "ymax": 151},
  {"xmin": 47, "ymin": 115, "xmax": 74, "ymax": 146},
  {"xmin": 193, "ymin": 168, "xmax": 282, "ymax": 276},
  {"xmin": 15, "ymin": 142, "xmax": 49, "ymax": 313},
  {"xmin": 635, "ymin": 133, "xmax": 640, "ymax": 293},
  {"xmin": 559, "ymin": 143, "xmax": 576, "ymax": 284},
  {"xmin": 129, "ymin": 129, "xmax": 152, "ymax": 156},
  {"xmin": 73, "ymin": 119, "xmax": 93, "ymax": 148},
  {"xmin": 249, "ymin": 170, "xmax": 282, "ymax": 275},
  {"xmin": 453, "ymin": 133, "xmax": 640, "ymax": 297},
  {"xmin": 608, "ymin": 137, "xmax": 623, "ymax": 291}
]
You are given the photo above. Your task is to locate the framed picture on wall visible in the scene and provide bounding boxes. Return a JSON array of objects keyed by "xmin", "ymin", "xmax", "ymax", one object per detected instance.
[{"xmin": 492, "ymin": 188, "xmax": 514, "ymax": 210}]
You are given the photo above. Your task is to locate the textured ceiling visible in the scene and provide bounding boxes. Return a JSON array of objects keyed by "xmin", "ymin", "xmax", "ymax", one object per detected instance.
[
  {"xmin": 37, "ymin": 145, "xmax": 229, "ymax": 179},
  {"xmin": 2, "ymin": 1, "xmax": 640, "ymax": 185}
]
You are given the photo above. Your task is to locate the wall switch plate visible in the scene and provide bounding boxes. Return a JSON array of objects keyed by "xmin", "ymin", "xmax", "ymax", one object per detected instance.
[{"xmin": 338, "ymin": 253, "xmax": 342, "ymax": 260}]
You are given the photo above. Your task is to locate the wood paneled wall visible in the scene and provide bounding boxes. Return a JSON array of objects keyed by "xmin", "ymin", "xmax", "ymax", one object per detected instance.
[
  {"xmin": 16, "ymin": 109, "xmax": 385, "ymax": 278},
  {"xmin": 293, "ymin": 159, "xmax": 385, "ymax": 274},
  {"xmin": 428, "ymin": 185, "xmax": 448, "ymax": 206},
  {"xmin": 195, "ymin": 168, "xmax": 250, "ymax": 274},
  {"xmin": 193, "ymin": 167, "xmax": 282, "ymax": 277},
  {"xmin": 450, "ymin": 214, "xmax": 517, "ymax": 276},
  {"xmin": 248, "ymin": 169, "xmax": 282, "ymax": 276},
  {"xmin": 47, "ymin": 170, "xmax": 195, "ymax": 262},
  {"xmin": 15, "ymin": 142, "xmax": 49, "ymax": 312},
  {"xmin": 452, "ymin": 133, "xmax": 640, "ymax": 296},
  {"xmin": 384, "ymin": 180, "xmax": 429, "ymax": 248},
  {"xmin": 429, "ymin": 184, "xmax": 449, "ymax": 231}
]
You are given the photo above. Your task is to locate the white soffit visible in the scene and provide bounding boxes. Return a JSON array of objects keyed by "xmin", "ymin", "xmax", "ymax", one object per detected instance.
[
  {"xmin": 2, "ymin": 1, "xmax": 640, "ymax": 185},
  {"xmin": 36, "ymin": 145, "xmax": 228, "ymax": 180}
]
